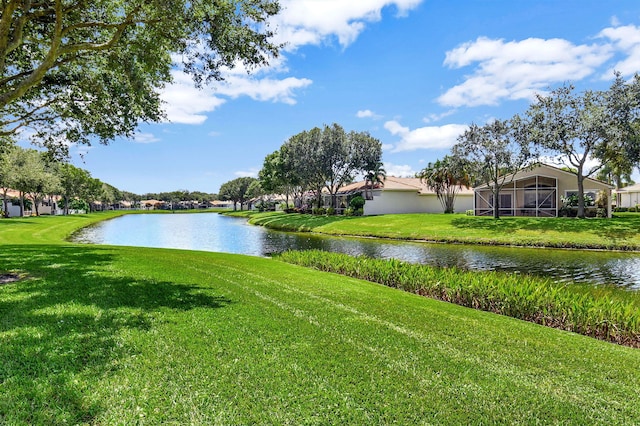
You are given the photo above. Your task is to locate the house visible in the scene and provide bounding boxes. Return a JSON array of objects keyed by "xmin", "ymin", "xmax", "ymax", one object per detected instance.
[
  {"xmin": 616, "ymin": 183, "xmax": 640, "ymax": 208},
  {"xmin": 329, "ymin": 176, "xmax": 474, "ymax": 215},
  {"xmin": 473, "ymin": 163, "xmax": 613, "ymax": 217},
  {"xmin": 1, "ymin": 188, "xmax": 62, "ymax": 216}
]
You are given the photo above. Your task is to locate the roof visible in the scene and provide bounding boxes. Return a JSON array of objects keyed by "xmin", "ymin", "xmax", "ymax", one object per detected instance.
[
  {"xmin": 617, "ymin": 182, "xmax": 640, "ymax": 193},
  {"xmin": 337, "ymin": 176, "xmax": 474, "ymax": 195}
]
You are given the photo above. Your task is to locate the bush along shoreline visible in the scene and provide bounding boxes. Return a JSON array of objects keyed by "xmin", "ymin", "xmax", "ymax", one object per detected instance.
[{"xmin": 277, "ymin": 250, "xmax": 640, "ymax": 348}]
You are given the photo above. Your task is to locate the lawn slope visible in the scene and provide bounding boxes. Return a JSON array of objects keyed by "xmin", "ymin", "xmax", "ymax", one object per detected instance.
[
  {"xmin": 239, "ymin": 211, "xmax": 640, "ymax": 250},
  {"xmin": 1, "ymin": 214, "xmax": 640, "ymax": 424}
]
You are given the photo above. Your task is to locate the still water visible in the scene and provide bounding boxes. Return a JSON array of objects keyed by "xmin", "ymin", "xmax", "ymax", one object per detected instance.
[{"xmin": 73, "ymin": 213, "xmax": 640, "ymax": 289}]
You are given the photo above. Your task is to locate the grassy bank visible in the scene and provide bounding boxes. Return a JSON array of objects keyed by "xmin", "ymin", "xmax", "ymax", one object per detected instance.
[
  {"xmin": 2, "ymin": 214, "xmax": 640, "ymax": 423},
  {"xmin": 229, "ymin": 211, "xmax": 640, "ymax": 250},
  {"xmin": 278, "ymin": 250, "xmax": 640, "ymax": 347}
]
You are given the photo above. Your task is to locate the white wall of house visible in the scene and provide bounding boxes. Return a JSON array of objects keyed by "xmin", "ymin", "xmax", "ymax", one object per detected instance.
[
  {"xmin": 619, "ymin": 191, "xmax": 640, "ymax": 208},
  {"xmin": 364, "ymin": 190, "xmax": 473, "ymax": 215}
]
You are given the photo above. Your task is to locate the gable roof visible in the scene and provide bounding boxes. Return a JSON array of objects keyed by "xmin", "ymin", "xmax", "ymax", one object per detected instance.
[
  {"xmin": 617, "ymin": 182, "xmax": 640, "ymax": 193},
  {"xmin": 336, "ymin": 176, "xmax": 474, "ymax": 195}
]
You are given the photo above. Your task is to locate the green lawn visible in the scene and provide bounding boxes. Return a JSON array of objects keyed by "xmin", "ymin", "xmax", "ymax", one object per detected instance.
[
  {"xmin": 1, "ymin": 214, "xmax": 640, "ymax": 423},
  {"xmin": 238, "ymin": 211, "xmax": 640, "ymax": 250}
]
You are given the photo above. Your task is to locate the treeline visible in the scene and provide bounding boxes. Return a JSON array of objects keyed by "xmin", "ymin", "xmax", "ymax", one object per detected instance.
[
  {"xmin": 417, "ymin": 72, "xmax": 640, "ymax": 219},
  {"xmin": 218, "ymin": 123, "xmax": 384, "ymax": 211},
  {"xmin": 0, "ymin": 145, "xmax": 216, "ymax": 217}
]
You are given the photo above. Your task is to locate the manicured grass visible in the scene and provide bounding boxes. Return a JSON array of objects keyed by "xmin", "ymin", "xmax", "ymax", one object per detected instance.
[
  {"xmin": 2, "ymin": 214, "xmax": 640, "ymax": 423},
  {"xmin": 278, "ymin": 250, "xmax": 640, "ymax": 347},
  {"xmin": 238, "ymin": 211, "xmax": 640, "ymax": 250}
]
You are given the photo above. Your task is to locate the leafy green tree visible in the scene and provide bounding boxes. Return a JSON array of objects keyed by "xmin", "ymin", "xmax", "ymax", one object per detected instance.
[
  {"xmin": 0, "ymin": 143, "xmax": 17, "ymax": 216},
  {"xmin": 219, "ymin": 177, "xmax": 257, "ymax": 211},
  {"xmin": 527, "ymin": 85, "xmax": 609, "ymax": 218},
  {"xmin": 57, "ymin": 163, "xmax": 92, "ymax": 215},
  {"xmin": 418, "ymin": 156, "xmax": 471, "ymax": 214},
  {"xmin": 11, "ymin": 149, "xmax": 60, "ymax": 215},
  {"xmin": 453, "ymin": 117, "xmax": 533, "ymax": 219},
  {"xmin": 599, "ymin": 72, "xmax": 640, "ymax": 196},
  {"xmin": 0, "ymin": 1, "xmax": 281, "ymax": 153}
]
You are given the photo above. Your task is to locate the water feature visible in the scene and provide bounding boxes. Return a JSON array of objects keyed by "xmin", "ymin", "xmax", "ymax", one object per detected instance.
[{"xmin": 72, "ymin": 213, "xmax": 640, "ymax": 289}]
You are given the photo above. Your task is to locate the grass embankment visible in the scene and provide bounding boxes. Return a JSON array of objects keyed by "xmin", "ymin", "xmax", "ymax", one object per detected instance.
[
  {"xmin": 2, "ymin": 214, "xmax": 640, "ymax": 423},
  {"xmin": 229, "ymin": 211, "xmax": 640, "ymax": 250},
  {"xmin": 278, "ymin": 250, "xmax": 640, "ymax": 347}
]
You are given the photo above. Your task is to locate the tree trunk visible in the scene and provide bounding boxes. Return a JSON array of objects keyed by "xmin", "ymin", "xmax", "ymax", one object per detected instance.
[
  {"xmin": 19, "ymin": 192, "xmax": 24, "ymax": 217},
  {"xmin": 577, "ymin": 173, "xmax": 586, "ymax": 218},
  {"xmin": 493, "ymin": 190, "xmax": 500, "ymax": 219},
  {"xmin": 32, "ymin": 196, "xmax": 40, "ymax": 216}
]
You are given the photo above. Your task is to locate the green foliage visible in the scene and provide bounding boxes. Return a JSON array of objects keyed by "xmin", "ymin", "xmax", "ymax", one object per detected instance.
[
  {"xmin": 348, "ymin": 195, "xmax": 365, "ymax": 210},
  {"xmin": 218, "ymin": 176, "xmax": 258, "ymax": 210},
  {"xmin": 278, "ymin": 250, "xmax": 640, "ymax": 347},
  {"xmin": 417, "ymin": 155, "xmax": 471, "ymax": 213},
  {"xmin": 0, "ymin": 1, "xmax": 282, "ymax": 151},
  {"xmin": 244, "ymin": 211, "xmax": 640, "ymax": 251},
  {"xmin": 2, "ymin": 213, "xmax": 640, "ymax": 423},
  {"xmin": 326, "ymin": 206, "xmax": 335, "ymax": 216}
]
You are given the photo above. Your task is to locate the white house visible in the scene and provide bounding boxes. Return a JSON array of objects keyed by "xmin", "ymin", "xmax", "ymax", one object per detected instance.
[
  {"xmin": 616, "ymin": 183, "xmax": 640, "ymax": 208},
  {"xmin": 473, "ymin": 163, "xmax": 613, "ymax": 217},
  {"xmin": 331, "ymin": 176, "xmax": 474, "ymax": 215}
]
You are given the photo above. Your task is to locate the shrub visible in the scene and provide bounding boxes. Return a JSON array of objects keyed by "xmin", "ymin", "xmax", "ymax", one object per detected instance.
[
  {"xmin": 326, "ymin": 207, "xmax": 335, "ymax": 216},
  {"xmin": 344, "ymin": 208, "xmax": 354, "ymax": 216},
  {"xmin": 312, "ymin": 207, "xmax": 326, "ymax": 215},
  {"xmin": 466, "ymin": 209, "xmax": 474, "ymax": 216},
  {"xmin": 354, "ymin": 208, "xmax": 364, "ymax": 216},
  {"xmin": 349, "ymin": 195, "xmax": 365, "ymax": 210}
]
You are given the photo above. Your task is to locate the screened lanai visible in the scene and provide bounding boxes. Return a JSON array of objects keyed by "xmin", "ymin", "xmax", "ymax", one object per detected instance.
[{"xmin": 475, "ymin": 175, "xmax": 558, "ymax": 217}]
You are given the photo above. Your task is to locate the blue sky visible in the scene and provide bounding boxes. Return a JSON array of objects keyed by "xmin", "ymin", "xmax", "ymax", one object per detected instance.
[{"xmin": 66, "ymin": 0, "xmax": 640, "ymax": 194}]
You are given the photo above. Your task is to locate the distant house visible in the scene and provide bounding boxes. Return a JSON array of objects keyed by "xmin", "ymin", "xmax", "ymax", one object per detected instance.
[
  {"xmin": 473, "ymin": 163, "xmax": 613, "ymax": 217},
  {"xmin": 210, "ymin": 200, "xmax": 235, "ymax": 209},
  {"xmin": 141, "ymin": 199, "xmax": 164, "ymax": 210},
  {"xmin": 616, "ymin": 183, "xmax": 640, "ymax": 208},
  {"xmin": 1, "ymin": 188, "xmax": 62, "ymax": 216},
  {"xmin": 329, "ymin": 176, "xmax": 474, "ymax": 215}
]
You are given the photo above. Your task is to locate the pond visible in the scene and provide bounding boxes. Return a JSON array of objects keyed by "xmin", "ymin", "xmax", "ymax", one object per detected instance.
[{"xmin": 72, "ymin": 213, "xmax": 640, "ymax": 290}]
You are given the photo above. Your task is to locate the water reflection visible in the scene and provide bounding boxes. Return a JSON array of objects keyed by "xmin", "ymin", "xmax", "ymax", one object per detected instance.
[{"xmin": 73, "ymin": 213, "xmax": 640, "ymax": 289}]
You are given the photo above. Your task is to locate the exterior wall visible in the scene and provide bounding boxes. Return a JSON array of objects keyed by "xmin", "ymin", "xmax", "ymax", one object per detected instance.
[
  {"xmin": 364, "ymin": 190, "xmax": 473, "ymax": 215},
  {"xmin": 620, "ymin": 191, "xmax": 640, "ymax": 208}
]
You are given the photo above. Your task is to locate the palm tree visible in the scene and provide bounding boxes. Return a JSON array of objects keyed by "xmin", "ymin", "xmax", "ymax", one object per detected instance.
[
  {"xmin": 364, "ymin": 162, "xmax": 386, "ymax": 200},
  {"xmin": 418, "ymin": 156, "xmax": 471, "ymax": 213}
]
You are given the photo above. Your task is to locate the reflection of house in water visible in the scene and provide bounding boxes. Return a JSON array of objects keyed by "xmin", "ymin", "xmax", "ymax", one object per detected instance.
[{"xmin": 473, "ymin": 163, "xmax": 613, "ymax": 217}]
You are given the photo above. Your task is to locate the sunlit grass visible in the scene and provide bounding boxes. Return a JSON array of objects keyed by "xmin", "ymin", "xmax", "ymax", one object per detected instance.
[
  {"xmin": 1, "ymin": 213, "xmax": 640, "ymax": 423},
  {"xmin": 238, "ymin": 211, "xmax": 640, "ymax": 250}
]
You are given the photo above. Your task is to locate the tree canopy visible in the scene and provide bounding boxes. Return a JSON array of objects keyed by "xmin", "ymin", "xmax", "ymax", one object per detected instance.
[{"xmin": 0, "ymin": 0, "xmax": 281, "ymax": 153}]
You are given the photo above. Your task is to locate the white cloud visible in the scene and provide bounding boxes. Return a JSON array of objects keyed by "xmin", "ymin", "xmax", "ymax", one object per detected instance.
[
  {"xmin": 383, "ymin": 162, "xmax": 416, "ymax": 177},
  {"xmin": 132, "ymin": 133, "xmax": 160, "ymax": 144},
  {"xmin": 438, "ymin": 36, "xmax": 612, "ymax": 107},
  {"xmin": 423, "ymin": 109, "xmax": 456, "ymax": 123},
  {"xmin": 275, "ymin": 0, "xmax": 423, "ymax": 49},
  {"xmin": 384, "ymin": 120, "xmax": 468, "ymax": 152},
  {"xmin": 161, "ymin": 71, "xmax": 226, "ymax": 124},
  {"xmin": 356, "ymin": 109, "xmax": 382, "ymax": 119},
  {"xmin": 598, "ymin": 24, "xmax": 640, "ymax": 77},
  {"xmin": 234, "ymin": 169, "xmax": 259, "ymax": 178},
  {"xmin": 214, "ymin": 75, "xmax": 312, "ymax": 105}
]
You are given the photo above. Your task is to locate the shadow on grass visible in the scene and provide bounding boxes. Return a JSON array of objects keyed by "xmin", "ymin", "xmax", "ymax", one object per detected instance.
[
  {"xmin": 450, "ymin": 215, "xmax": 640, "ymax": 246},
  {"xmin": 0, "ymin": 244, "xmax": 231, "ymax": 424}
]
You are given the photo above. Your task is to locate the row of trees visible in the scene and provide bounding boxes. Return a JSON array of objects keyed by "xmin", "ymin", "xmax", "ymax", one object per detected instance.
[
  {"xmin": 259, "ymin": 123, "xmax": 384, "ymax": 209},
  {"xmin": 0, "ymin": 145, "xmax": 104, "ymax": 216},
  {"xmin": 418, "ymin": 73, "xmax": 640, "ymax": 219},
  {"xmin": 0, "ymin": 144, "xmax": 219, "ymax": 217}
]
